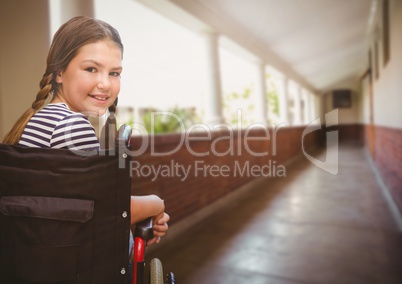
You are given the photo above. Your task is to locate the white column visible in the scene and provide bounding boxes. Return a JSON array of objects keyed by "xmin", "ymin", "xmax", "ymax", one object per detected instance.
[
  {"xmin": 293, "ymin": 85, "xmax": 302, "ymax": 125},
  {"xmin": 255, "ymin": 61, "xmax": 267, "ymax": 124},
  {"xmin": 277, "ymin": 75, "xmax": 289, "ymax": 125},
  {"xmin": 50, "ymin": 0, "xmax": 94, "ymax": 41},
  {"xmin": 202, "ymin": 31, "xmax": 224, "ymax": 126},
  {"xmin": 310, "ymin": 94, "xmax": 318, "ymax": 122},
  {"xmin": 303, "ymin": 89, "xmax": 310, "ymax": 124}
]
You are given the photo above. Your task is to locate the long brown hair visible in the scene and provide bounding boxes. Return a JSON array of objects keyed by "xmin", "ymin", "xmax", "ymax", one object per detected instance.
[{"xmin": 2, "ymin": 16, "xmax": 123, "ymax": 144}]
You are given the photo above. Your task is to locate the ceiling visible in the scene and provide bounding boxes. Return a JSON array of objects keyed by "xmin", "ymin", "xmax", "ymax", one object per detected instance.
[{"xmin": 140, "ymin": 0, "xmax": 374, "ymax": 94}]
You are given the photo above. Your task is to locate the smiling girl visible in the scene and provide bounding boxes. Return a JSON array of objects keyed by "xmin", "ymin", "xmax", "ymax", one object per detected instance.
[{"xmin": 2, "ymin": 16, "xmax": 168, "ymax": 242}]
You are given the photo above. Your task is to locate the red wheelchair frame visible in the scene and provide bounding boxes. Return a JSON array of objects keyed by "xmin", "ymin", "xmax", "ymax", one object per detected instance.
[{"xmin": 132, "ymin": 218, "xmax": 175, "ymax": 284}]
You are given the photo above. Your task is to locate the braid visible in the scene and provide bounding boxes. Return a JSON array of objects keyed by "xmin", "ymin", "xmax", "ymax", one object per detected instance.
[
  {"xmin": 108, "ymin": 97, "xmax": 117, "ymax": 113},
  {"xmin": 108, "ymin": 104, "xmax": 116, "ymax": 114},
  {"xmin": 2, "ymin": 73, "xmax": 54, "ymax": 144},
  {"xmin": 32, "ymin": 73, "xmax": 54, "ymax": 111},
  {"xmin": 99, "ymin": 99, "xmax": 118, "ymax": 149}
]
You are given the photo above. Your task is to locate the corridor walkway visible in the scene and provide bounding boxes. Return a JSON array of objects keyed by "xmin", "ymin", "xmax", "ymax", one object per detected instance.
[{"xmin": 146, "ymin": 144, "xmax": 402, "ymax": 284}]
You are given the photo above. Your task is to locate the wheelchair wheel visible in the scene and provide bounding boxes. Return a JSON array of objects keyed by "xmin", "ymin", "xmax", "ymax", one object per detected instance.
[{"xmin": 149, "ymin": 258, "xmax": 164, "ymax": 284}]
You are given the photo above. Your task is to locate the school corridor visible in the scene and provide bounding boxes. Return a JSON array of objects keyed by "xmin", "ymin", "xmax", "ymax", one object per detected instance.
[
  {"xmin": 146, "ymin": 143, "xmax": 402, "ymax": 284},
  {"xmin": 1, "ymin": 1, "xmax": 402, "ymax": 283}
]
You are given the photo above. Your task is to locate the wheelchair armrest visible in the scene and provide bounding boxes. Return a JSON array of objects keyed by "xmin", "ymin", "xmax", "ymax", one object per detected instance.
[
  {"xmin": 134, "ymin": 217, "xmax": 154, "ymax": 241},
  {"xmin": 117, "ymin": 124, "xmax": 132, "ymax": 147}
]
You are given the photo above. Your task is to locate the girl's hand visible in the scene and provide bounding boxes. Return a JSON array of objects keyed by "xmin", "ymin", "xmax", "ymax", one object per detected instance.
[{"xmin": 147, "ymin": 212, "xmax": 170, "ymax": 246}]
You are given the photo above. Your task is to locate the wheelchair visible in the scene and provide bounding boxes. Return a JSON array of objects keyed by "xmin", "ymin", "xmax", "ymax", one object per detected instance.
[{"xmin": 0, "ymin": 124, "xmax": 175, "ymax": 284}]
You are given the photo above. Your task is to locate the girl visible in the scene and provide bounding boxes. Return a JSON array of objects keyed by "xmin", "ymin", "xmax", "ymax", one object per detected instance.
[{"xmin": 2, "ymin": 16, "xmax": 169, "ymax": 244}]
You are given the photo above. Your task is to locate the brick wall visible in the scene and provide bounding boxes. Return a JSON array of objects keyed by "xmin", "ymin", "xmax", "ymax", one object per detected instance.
[
  {"xmin": 129, "ymin": 123, "xmax": 402, "ymax": 224},
  {"xmin": 370, "ymin": 125, "xmax": 402, "ymax": 212},
  {"xmin": 130, "ymin": 126, "xmax": 322, "ymax": 225},
  {"xmin": 337, "ymin": 124, "xmax": 364, "ymax": 143},
  {"xmin": 336, "ymin": 123, "xmax": 402, "ymax": 213}
]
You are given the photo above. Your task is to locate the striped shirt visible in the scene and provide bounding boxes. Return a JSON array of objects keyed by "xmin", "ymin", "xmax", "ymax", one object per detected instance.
[{"xmin": 18, "ymin": 103, "xmax": 100, "ymax": 151}]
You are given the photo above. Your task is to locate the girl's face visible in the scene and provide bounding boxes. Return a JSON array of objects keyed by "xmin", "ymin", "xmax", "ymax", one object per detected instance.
[{"xmin": 54, "ymin": 40, "xmax": 122, "ymax": 116}]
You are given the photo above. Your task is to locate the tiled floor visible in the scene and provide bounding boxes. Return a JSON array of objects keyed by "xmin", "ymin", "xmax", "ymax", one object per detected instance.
[{"xmin": 146, "ymin": 144, "xmax": 402, "ymax": 284}]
